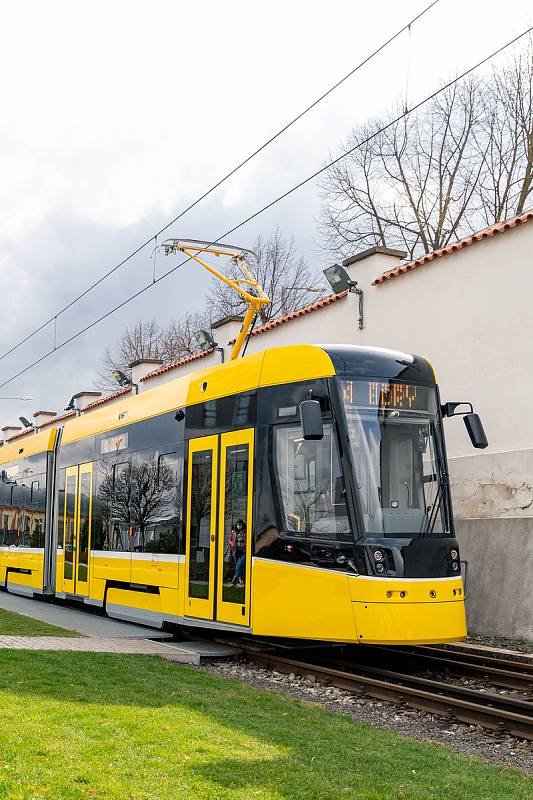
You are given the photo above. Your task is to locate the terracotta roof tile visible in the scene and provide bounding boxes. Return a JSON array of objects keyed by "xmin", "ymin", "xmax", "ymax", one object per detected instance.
[
  {"xmin": 36, "ymin": 410, "xmax": 77, "ymax": 428},
  {"xmin": 372, "ymin": 209, "xmax": 533, "ymax": 286},
  {"xmin": 229, "ymin": 291, "xmax": 348, "ymax": 343},
  {"xmin": 141, "ymin": 348, "xmax": 214, "ymax": 382},
  {"xmin": 4, "ymin": 427, "xmax": 34, "ymax": 442},
  {"xmin": 84, "ymin": 386, "xmax": 132, "ymax": 409}
]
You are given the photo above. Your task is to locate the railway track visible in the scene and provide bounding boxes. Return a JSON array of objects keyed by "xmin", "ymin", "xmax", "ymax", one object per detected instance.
[
  {"xmin": 332, "ymin": 644, "xmax": 533, "ymax": 693},
  {"xmin": 241, "ymin": 647, "xmax": 533, "ymax": 741}
]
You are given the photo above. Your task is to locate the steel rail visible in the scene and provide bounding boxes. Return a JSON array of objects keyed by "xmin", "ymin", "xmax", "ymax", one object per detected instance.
[
  {"xmin": 399, "ymin": 650, "xmax": 532, "ymax": 693},
  {"xmin": 243, "ymin": 650, "xmax": 533, "ymax": 741},
  {"xmin": 343, "ymin": 645, "xmax": 533, "ymax": 693},
  {"xmin": 422, "ymin": 645, "xmax": 533, "ymax": 672}
]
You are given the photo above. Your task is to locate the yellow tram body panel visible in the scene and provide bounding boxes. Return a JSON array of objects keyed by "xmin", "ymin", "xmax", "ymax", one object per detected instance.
[
  {"xmin": 251, "ymin": 558, "xmax": 358, "ymax": 641},
  {"xmin": 0, "ymin": 428, "xmax": 57, "ymax": 464},
  {"xmin": 251, "ymin": 558, "xmax": 466, "ymax": 644},
  {"xmin": 348, "ymin": 576, "xmax": 466, "ymax": 644}
]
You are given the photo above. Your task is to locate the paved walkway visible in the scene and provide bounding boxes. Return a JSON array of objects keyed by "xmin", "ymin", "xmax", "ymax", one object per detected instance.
[
  {"xmin": 0, "ymin": 635, "xmax": 234, "ymax": 664},
  {"xmin": 0, "ymin": 591, "xmax": 240, "ymax": 664},
  {"xmin": 0, "ymin": 591, "xmax": 173, "ymax": 638}
]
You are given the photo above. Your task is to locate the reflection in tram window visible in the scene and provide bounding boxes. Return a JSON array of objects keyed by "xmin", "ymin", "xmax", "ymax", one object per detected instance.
[
  {"xmin": 63, "ymin": 474, "xmax": 76, "ymax": 581},
  {"xmin": 275, "ymin": 424, "xmax": 350, "ymax": 538},
  {"xmin": 93, "ymin": 461, "xmax": 131, "ymax": 551},
  {"xmin": 132, "ymin": 450, "xmax": 181, "ymax": 553},
  {"xmin": 77, "ymin": 472, "xmax": 91, "ymax": 583},
  {"xmin": 188, "ymin": 450, "xmax": 213, "ymax": 600},
  {"xmin": 56, "ymin": 469, "xmax": 65, "ymax": 550},
  {"xmin": 222, "ymin": 444, "xmax": 249, "ymax": 605},
  {"xmin": 0, "ymin": 462, "xmax": 47, "ymax": 548},
  {"xmin": 92, "ymin": 450, "xmax": 182, "ymax": 553}
]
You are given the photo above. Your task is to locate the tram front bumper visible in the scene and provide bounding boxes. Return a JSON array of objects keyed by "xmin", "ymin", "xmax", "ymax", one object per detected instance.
[{"xmin": 348, "ymin": 576, "xmax": 467, "ymax": 645}]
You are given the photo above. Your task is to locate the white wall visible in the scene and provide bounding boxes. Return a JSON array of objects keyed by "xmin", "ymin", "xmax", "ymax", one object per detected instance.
[
  {"xmin": 138, "ymin": 221, "xmax": 533, "ymax": 520},
  {"xmin": 240, "ymin": 223, "xmax": 533, "ymax": 518}
]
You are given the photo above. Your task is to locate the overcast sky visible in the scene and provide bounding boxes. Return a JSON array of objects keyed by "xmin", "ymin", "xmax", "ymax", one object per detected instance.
[{"xmin": 0, "ymin": 0, "xmax": 531, "ymax": 424}]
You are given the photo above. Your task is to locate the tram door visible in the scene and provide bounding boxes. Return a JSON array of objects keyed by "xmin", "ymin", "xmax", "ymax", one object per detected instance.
[
  {"xmin": 62, "ymin": 462, "xmax": 93, "ymax": 596},
  {"xmin": 185, "ymin": 429, "xmax": 254, "ymax": 626}
]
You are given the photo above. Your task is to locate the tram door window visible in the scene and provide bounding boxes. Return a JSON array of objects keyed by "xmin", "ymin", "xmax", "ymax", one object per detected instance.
[
  {"xmin": 63, "ymin": 472, "xmax": 77, "ymax": 585},
  {"xmin": 62, "ymin": 462, "xmax": 93, "ymax": 596},
  {"xmin": 185, "ymin": 429, "xmax": 254, "ymax": 626},
  {"xmin": 185, "ymin": 436, "xmax": 218, "ymax": 619}
]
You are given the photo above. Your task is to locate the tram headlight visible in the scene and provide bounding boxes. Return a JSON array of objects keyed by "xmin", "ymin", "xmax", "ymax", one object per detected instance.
[
  {"xmin": 373, "ymin": 549, "xmax": 385, "ymax": 562},
  {"xmin": 452, "ymin": 561, "xmax": 460, "ymax": 572},
  {"xmin": 450, "ymin": 549, "xmax": 459, "ymax": 561}
]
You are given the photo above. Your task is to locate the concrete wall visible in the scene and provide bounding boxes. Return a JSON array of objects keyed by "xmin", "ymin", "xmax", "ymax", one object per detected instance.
[{"xmin": 456, "ymin": 518, "xmax": 533, "ymax": 642}]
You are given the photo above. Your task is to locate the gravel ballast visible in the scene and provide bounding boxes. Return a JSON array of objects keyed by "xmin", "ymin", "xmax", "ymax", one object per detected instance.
[{"xmin": 200, "ymin": 658, "xmax": 533, "ymax": 775}]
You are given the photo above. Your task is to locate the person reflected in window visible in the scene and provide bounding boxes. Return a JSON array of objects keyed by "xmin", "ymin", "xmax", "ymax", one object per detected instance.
[{"xmin": 229, "ymin": 519, "xmax": 246, "ymax": 586}]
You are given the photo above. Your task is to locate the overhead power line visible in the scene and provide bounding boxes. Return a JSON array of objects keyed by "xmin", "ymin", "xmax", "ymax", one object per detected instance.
[
  {"xmin": 1, "ymin": 23, "xmax": 531, "ymax": 392},
  {"xmin": 0, "ymin": 1, "xmax": 441, "ymax": 367}
]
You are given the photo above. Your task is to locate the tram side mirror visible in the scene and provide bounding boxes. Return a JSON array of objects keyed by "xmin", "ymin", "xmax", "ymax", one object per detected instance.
[
  {"xmin": 441, "ymin": 401, "xmax": 488, "ymax": 449},
  {"xmin": 300, "ymin": 399, "xmax": 323, "ymax": 440},
  {"xmin": 464, "ymin": 413, "xmax": 488, "ymax": 449}
]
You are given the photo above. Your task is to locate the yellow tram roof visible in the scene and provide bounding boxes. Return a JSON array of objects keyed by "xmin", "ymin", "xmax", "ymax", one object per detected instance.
[
  {"xmin": 0, "ymin": 427, "xmax": 57, "ymax": 465},
  {"xmin": 0, "ymin": 345, "xmax": 336, "ymax": 460}
]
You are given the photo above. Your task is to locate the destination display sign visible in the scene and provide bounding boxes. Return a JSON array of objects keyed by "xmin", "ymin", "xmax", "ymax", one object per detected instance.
[{"xmin": 342, "ymin": 380, "xmax": 435, "ymax": 413}]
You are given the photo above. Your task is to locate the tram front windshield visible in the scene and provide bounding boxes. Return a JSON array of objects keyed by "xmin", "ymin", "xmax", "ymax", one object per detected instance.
[{"xmin": 341, "ymin": 379, "xmax": 449, "ymax": 537}]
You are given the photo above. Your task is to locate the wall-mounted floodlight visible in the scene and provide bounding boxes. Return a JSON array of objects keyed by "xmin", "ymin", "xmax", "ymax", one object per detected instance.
[
  {"xmin": 194, "ymin": 329, "xmax": 216, "ymax": 350},
  {"xmin": 194, "ymin": 329, "xmax": 225, "ymax": 363},
  {"xmin": 112, "ymin": 369, "xmax": 132, "ymax": 387},
  {"xmin": 323, "ymin": 264, "xmax": 364, "ymax": 330},
  {"xmin": 19, "ymin": 416, "xmax": 32, "ymax": 428},
  {"xmin": 112, "ymin": 369, "xmax": 139, "ymax": 395},
  {"xmin": 323, "ymin": 264, "xmax": 352, "ymax": 293}
]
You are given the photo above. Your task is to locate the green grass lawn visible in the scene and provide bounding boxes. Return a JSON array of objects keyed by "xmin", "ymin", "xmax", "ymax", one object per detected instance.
[
  {"xmin": 0, "ymin": 651, "xmax": 530, "ymax": 800},
  {"xmin": 0, "ymin": 607, "xmax": 80, "ymax": 637}
]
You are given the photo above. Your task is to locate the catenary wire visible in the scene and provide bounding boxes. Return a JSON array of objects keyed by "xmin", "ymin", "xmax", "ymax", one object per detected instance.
[
  {"xmin": 0, "ymin": 1, "xmax": 441, "ymax": 366},
  {"xmin": 1, "ymin": 23, "xmax": 531, "ymax": 392}
]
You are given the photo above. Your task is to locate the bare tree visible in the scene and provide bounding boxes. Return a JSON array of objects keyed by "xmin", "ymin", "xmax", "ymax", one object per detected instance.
[
  {"xmin": 320, "ymin": 45, "xmax": 533, "ymax": 260},
  {"xmin": 320, "ymin": 78, "xmax": 486, "ymax": 260},
  {"xmin": 206, "ymin": 227, "xmax": 325, "ymax": 325},
  {"xmin": 475, "ymin": 45, "xmax": 533, "ymax": 224},
  {"xmin": 96, "ymin": 312, "xmax": 210, "ymax": 391}
]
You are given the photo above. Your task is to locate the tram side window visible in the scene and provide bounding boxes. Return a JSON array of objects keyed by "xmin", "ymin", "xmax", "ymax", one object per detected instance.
[
  {"xmin": 92, "ymin": 461, "xmax": 132, "ymax": 551},
  {"xmin": 0, "ymin": 468, "xmax": 46, "ymax": 547},
  {"xmin": 274, "ymin": 424, "xmax": 350, "ymax": 539},
  {"xmin": 92, "ymin": 450, "xmax": 183, "ymax": 553},
  {"xmin": 131, "ymin": 449, "xmax": 182, "ymax": 554}
]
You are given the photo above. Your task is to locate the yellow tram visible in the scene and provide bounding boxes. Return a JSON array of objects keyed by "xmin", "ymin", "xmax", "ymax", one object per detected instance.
[{"xmin": 0, "ymin": 242, "xmax": 487, "ymax": 644}]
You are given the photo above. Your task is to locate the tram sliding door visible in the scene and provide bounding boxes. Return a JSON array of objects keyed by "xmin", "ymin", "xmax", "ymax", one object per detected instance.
[
  {"xmin": 62, "ymin": 462, "xmax": 93, "ymax": 596},
  {"xmin": 184, "ymin": 430, "xmax": 253, "ymax": 627},
  {"xmin": 216, "ymin": 429, "xmax": 253, "ymax": 625},
  {"xmin": 185, "ymin": 436, "xmax": 218, "ymax": 619}
]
